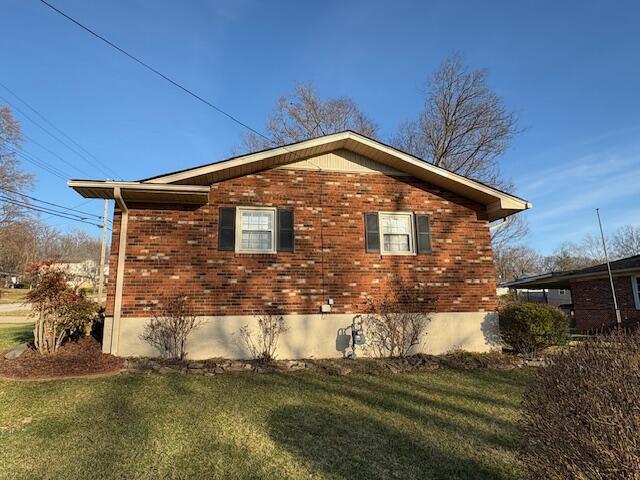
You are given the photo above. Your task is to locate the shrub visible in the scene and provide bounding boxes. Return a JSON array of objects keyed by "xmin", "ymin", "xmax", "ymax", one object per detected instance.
[
  {"xmin": 26, "ymin": 261, "xmax": 100, "ymax": 354},
  {"xmin": 141, "ymin": 296, "xmax": 201, "ymax": 360},
  {"xmin": 520, "ymin": 329, "xmax": 640, "ymax": 478},
  {"xmin": 362, "ymin": 285, "xmax": 432, "ymax": 358},
  {"xmin": 499, "ymin": 301, "xmax": 569, "ymax": 354},
  {"xmin": 239, "ymin": 309, "xmax": 288, "ymax": 362}
]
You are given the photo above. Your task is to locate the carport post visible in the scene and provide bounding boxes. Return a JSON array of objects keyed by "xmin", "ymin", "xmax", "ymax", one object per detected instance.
[{"xmin": 596, "ymin": 209, "xmax": 621, "ymax": 325}]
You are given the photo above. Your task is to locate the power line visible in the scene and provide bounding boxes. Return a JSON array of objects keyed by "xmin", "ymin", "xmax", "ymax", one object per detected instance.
[
  {"xmin": 0, "ymin": 92, "xmax": 110, "ymax": 178},
  {"xmin": 0, "ymin": 196, "xmax": 103, "ymax": 228},
  {"xmin": 22, "ymin": 133, "xmax": 93, "ymax": 177},
  {"xmin": 40, "ymin": 198, "xmax": 106, "ymax": 223},
  {"xmin": 0, "ymin": 83, "xmax": 121, "ymax": 179},
  {"xmin": 0, "ymin": 185, "xmax": 105, "ymax": 219},
  {"xmin": 38, "ymin": 0, "xmax": 278, "ymax": 149},
  {"xmin": 2, "ymin": 145, "xmax": 70, "ymax": 179},
  {"xmin": 3, "ymin": 145, "xmax": 70, "ymax": 179},
  {"xmin": 0, "ymin": 195, "xmax": 93, "ymax": 221}
]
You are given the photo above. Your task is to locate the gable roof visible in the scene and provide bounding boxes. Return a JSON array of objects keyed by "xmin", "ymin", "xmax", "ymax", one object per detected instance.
[
  {"xmin": 69, "ymin": 130, "xmax": 531, "ymax": 221},
  {"xmin": 501, "ymin": 255, "xmax": 640, "ymax": 289}
]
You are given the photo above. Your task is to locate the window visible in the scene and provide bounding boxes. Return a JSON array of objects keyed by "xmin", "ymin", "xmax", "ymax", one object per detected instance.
[
  {"xmin": 632, "ymin": 276, "xmax": 640, "ymax": 310},
  {"xmin": 236, "ymin": 207, "xmax": 276, "ymax": 253},
  {"xmin": 379, "ymin": 212, "xmax": 415, "ymax": 255}
]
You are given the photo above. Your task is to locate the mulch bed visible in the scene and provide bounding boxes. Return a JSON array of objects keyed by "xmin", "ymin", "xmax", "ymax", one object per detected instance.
[{"xmin": 0, "ymin": 337, "xmax": 124, "ymax": 380}]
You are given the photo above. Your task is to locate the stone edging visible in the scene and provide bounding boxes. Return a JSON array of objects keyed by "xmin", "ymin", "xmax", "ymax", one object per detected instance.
[{"xmin": 123, "ymin": 354, "xmax": 549, "ymax": 377}]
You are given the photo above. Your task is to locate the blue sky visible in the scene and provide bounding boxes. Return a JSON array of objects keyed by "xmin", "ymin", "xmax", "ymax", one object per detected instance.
[{"xmin": 2, "ymin": 0, "xmax": 639, "ymax": 254}]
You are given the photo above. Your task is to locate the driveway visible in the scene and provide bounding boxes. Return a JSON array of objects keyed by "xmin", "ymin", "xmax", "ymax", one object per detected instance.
[{"xmin": 0, "ymin": 303, "xmax": 30, "ymax": 312}]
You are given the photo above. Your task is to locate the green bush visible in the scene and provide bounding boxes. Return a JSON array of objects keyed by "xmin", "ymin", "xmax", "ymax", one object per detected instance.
[{"xmin": 499, "ymin": 302, "xmax": 569, "ymax": 354}]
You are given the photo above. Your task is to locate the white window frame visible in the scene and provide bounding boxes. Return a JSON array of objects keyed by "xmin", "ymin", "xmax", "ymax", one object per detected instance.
[
  {"xmin": 379, "ymin": 211, "xmax": 416, "ymax": 256},
  {"xmin": 235, "ymin": 206, "xmax": 277, "ymax": 254},
  {"xmin": 632, "ymin": 276, "xmax": 640, "ymax": 310}
]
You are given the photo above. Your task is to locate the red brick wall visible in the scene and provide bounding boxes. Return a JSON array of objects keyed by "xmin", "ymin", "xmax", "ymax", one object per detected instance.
[
  {"xmin": 570, "ymin": 276, "xmax": 640, "ymax": 330},
  {"xmin": 106, "ymin": 168, "xmax": 498, "ymax": 317}
]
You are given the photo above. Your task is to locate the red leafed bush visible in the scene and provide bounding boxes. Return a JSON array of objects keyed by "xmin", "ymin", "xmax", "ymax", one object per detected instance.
[{"xmin": 26, "ymin": 261, "xmax": 100, "ymax": 354}]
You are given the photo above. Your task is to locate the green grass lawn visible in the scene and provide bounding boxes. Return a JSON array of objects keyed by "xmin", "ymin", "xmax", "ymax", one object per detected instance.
[
  {"xmin": 0, "ymin": 323, "xmax": 33, "ymax": 351},
  {"xmin": 0, "ymin": 288, "xmax": 28, "ymax": 305},
  {"xmin": 0, "ymin": 324, "xmax": 531, "ymax": 480}
]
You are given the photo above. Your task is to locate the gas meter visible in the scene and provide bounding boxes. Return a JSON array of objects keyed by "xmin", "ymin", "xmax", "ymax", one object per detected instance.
[{"xmin": 346, "ymin": 316, "xmax": 366, "ymax": 359}]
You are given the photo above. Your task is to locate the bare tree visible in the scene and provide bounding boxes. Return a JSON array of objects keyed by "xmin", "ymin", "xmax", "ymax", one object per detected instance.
[
  {"xmin": 579, "ymin": 233, "xmax": 607, "ymax": 264},
  {"xmin": 611, "ymin": 225, "xmax": 640, "ymax": 259},
  {"xmin": 0, "ymin": 106, "xmax": 33, "ymax": 227},
  {"xmin": 0, "ymin": 220, "xmax": 103, "ymax": 277},
  {"xmin": 391, "ymin": 55, "xmax": 518, "ymax": 187},
  {"xmin": 0, "ymin": 220, "xmax": 39, "ymax": 274},
  {"xmin": 392, "ymin": 55, "xmax": 525, "ymax": 247},
  {"xmin": 493, "ymin": 244, "xmax": 542, "ymax": 283},
  {"xmin": 540, "ymin": 242, "xmax": 600, "ymax": 272},
  {"xmin": 491, "ymin": 214, "xmax": 529, "ymax": 251},
  {"xmin": 240, "ymin": 82, "xmax": 378, "ymax": 152}
]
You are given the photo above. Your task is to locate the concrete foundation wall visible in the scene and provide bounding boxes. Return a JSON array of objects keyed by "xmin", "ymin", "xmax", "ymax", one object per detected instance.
[{"xmin": 103, "ymin": 311, "xmax": 499, "ymax": 359}]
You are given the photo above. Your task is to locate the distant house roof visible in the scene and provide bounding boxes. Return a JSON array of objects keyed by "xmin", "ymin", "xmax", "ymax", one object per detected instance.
[
  {"xmin": 68, "ymin": 131, "xmax": 531, "ymax": 222},
  {"xmin": 501, "ymin": 255, "xmax": 640, "ymax": 289}
]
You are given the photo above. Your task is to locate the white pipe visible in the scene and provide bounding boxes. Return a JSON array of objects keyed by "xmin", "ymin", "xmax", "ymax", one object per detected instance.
[
  {"xmin": 489, "ymin": 216, "xmax": 512, "ymax": 231},
  {"xmin": 110, "ymin": 187, "xmax": 129, "ymax": 354}
]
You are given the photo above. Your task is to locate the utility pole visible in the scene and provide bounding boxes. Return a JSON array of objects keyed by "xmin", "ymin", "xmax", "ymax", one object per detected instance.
[
  {"xmin": 596, "ymin": 208, "xmax": 621, "ymax": 324},
  {"xmin": 98, "ymin": 199, "xmax": 108, "ymax": 304}
]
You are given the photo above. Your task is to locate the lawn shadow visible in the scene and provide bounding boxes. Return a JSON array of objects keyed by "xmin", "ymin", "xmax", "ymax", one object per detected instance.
[
  {"xmin": 24, "ymin": 373, "xmax": 200, "ymax": 479},
  {"xmin": 10, "ymin": 325, "xmax": 34, "ymax": 346},
  {"xmin": 268, "ymin": 404, "xmax": 508, "ymax": 480},
  {"xmin": 282, "ymin": 372, "xmax": 521, "ymax": 451}
]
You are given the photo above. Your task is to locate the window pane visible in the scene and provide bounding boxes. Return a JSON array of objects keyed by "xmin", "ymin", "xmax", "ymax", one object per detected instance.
[
  {"xmin": 381, "ymin": 214, "xmax": 412, "ymax": 253},
  {"xmin": 382, "ymin": 214, "xmax": 411, "ymax": 234},
  {"xmin": 384, "ymin": 234, "xmax": 410, "ymax": 252},
  {"xmin": 241, "ymin": 211, "xmax": 273, "ymax": 231},
  {"xmin": 241, "ymin": 231, "xmax": 272, "ymax": 250}
]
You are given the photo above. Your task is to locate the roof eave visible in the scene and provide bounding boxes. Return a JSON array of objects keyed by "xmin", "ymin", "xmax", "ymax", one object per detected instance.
[
  {"xmin": 68, "ymin": 180, "xmax": 210, "ymax": 205},
  {"xmin": 138, "ymin": 131, "xmax": 531, "ymax": 221}
]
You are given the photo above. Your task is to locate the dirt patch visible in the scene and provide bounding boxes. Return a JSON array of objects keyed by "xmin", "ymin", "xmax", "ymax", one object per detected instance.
[{"xmin": 0, "ymin": 337, "xmax": 124, "ymax": 380}]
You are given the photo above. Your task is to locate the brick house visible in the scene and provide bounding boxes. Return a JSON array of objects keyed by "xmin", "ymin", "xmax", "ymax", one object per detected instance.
[
  {"xmin": 69, "ymin": 131, "xmax": 530, "ymax": 359},
  {"xmin": 502, "ymin": 255, "xmax": 640, "ymax": 331}
]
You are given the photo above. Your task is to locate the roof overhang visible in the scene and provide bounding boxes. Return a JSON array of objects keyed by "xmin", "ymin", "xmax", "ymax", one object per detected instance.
[
  {"xmin": 68, "ymin": 180, "xmax": 210, "ymax": 205},
  {"xmin": 68, "ymin": 131, "xmax": 531, "ymax": 221},
  {"xmin": 501, "ymin": 267, "xmax": 640, "ymax": 290}
]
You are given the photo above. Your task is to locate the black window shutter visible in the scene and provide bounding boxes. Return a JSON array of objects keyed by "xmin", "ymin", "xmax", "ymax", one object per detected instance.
[
  {"xmin": 365, "ymin": 212, "xmax": 380, "ymax": 253},
  {"xmin": 415, "ymin": 214, "xmax": 432, "ymax": 254},
  {"xmin": 277, "ymin": 209, "xmax": 294, "ymax": 252},
  {"xmin": 218, "ymin": 207, "xmax": 236, "ymax": 251}
]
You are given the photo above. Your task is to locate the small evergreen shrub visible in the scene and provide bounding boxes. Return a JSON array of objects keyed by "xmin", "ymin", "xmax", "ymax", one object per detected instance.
[{"xmin": 499, "ymin": 301, "xmax": 569, "ymax": 354}]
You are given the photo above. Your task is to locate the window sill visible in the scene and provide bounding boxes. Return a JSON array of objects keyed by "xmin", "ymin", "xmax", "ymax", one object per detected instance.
[
  {"xmin": 379, "ymin": 251, "xmax": 417, "ymax": 256},
  {"xmin": 235, "ymin": 250, "xmax": 278, "ymax": 255}
]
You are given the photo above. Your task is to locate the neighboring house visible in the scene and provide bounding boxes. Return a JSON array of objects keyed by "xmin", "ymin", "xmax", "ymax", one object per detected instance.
[
  {"xmin": 509, "ymin": 288, "xmax": 572, "ymax": 307},
  {"xmin": 54, "ymin": 260, "xmax": 107, "ymax": 290},
  {"xmin": 0, "ymin": 271, "xmax": 21, "ymax": 288},
  {"xmin": 502, "ymin": 255, "xmax": 640, "ymax": 331},
  {"xmin": 69, "ymin": 131, "xmax": 530, "ymax": 359}
]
